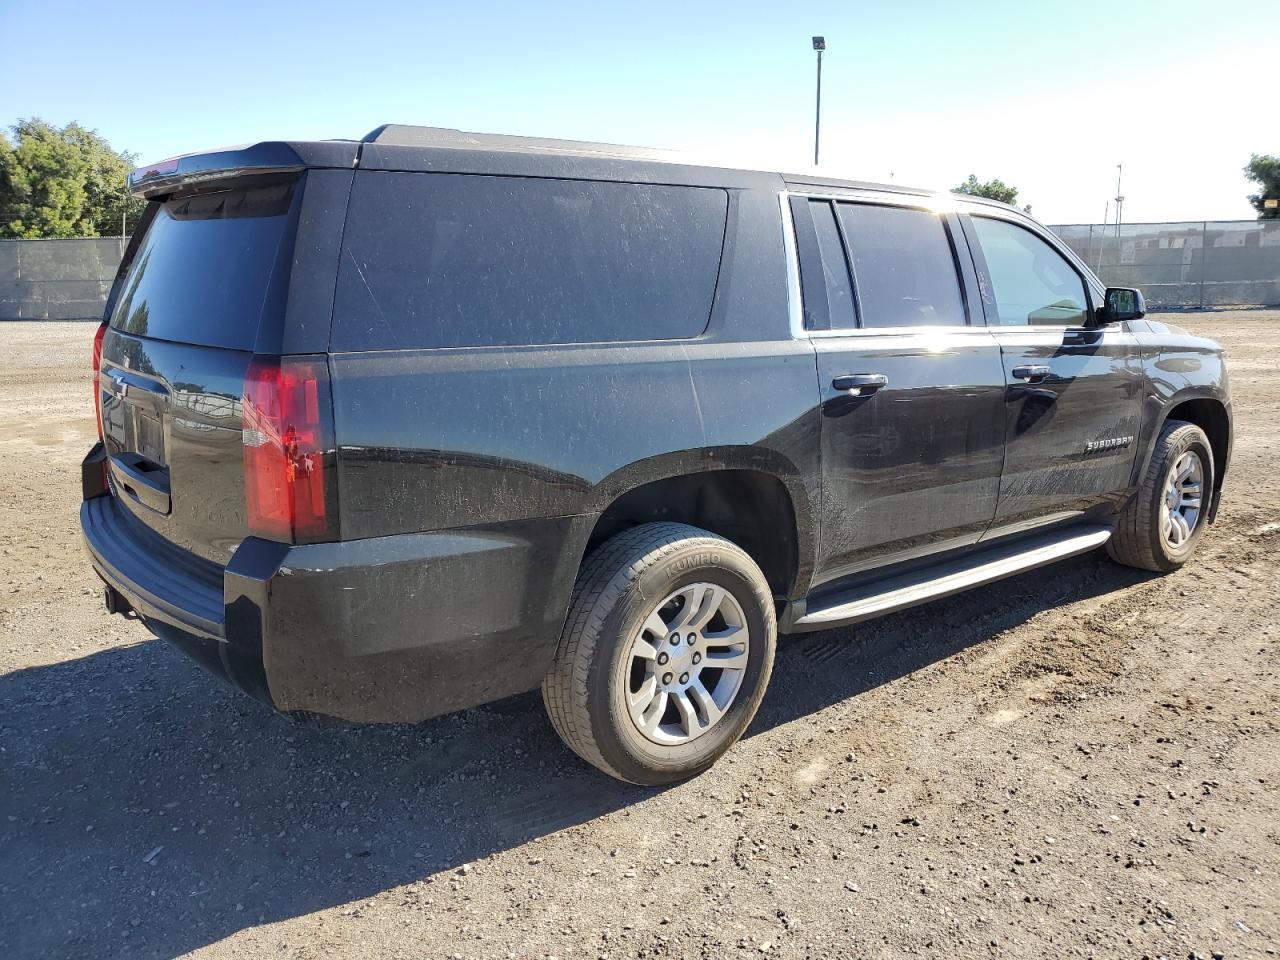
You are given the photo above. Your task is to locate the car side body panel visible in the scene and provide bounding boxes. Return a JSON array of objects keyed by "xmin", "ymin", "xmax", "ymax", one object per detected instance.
[
  {"xmin": 982, "ymin": 323, "xmax": 1146, "ymax": 538},
  {"xmin": 321, "ymin": 339, "xmax": 824, "ymax": 720},
  {"xmin": 261, "ymin": 516, "xmax": 591, "ymax": 722},
  {"xmin": 330, "ymin": 340, "xmax": 820, "ymax": 544},
  {"xmin": 1129, "ymin": 318, "xmax": 1233, "ymax": 500}
]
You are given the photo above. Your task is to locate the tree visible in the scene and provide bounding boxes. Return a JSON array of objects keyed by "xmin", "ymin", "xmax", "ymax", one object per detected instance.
[
  {"xmin": 0, "ymin": 119, "xmax": 144, "ymax": 239},
  {"xmin": 1244, "ymin": 154, "xmax": 1280, "ymax": 220},
  {"xmin": 953, "ymin": 174, "xmax": 1031, "ymax": 213}
]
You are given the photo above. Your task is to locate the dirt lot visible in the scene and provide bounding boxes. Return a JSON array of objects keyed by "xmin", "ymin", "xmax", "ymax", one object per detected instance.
[{"xmin": 1, "ymin": 312, "xmax": 1277, "ymax": 960}]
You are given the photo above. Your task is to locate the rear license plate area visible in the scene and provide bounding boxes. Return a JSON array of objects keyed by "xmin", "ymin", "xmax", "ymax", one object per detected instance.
[
  {"xmin": 133, "ymin": 409, "xmax": 167, "ymax": 467},
  {"xmin": 101, "ymin": 369, "xmax": 170, "ymax": 467}
]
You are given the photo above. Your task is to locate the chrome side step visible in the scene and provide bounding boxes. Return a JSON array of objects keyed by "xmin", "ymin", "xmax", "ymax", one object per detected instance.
[{"xmin": 792, "ymin": 525, "xmax": 1112, "ymax": 632}]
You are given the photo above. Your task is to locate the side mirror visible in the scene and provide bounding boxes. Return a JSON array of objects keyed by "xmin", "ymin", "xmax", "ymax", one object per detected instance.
[{"xmin": 1101, "ymin": 287, "xmax": 1145, "ymax": 324}]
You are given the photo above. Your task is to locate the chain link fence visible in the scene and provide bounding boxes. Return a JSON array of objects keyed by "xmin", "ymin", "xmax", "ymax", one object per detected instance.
[
  {"xmin": 0, "ymin": 238, "xmax": 126, "ymax": 321},
  {"xmin": 1049, "ymin": 219, "xmax": 1280, "ymax": 308}
]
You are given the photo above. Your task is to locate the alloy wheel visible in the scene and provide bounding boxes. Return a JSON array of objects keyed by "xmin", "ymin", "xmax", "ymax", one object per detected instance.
[
  {"xmin": 1162, "ymin": 450, "xmax": 1204, "ymax": 548},
  {"xmin": 623, "ymin": 582, "xmax": 750, "ymax": 745}
]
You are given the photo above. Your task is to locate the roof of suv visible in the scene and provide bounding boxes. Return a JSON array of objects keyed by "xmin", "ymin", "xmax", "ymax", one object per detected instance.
[
  {"xmin": 361, "ymin": 123, "xmax": 942, "ymax": 197},
  {"xmin": 129, "ymin": 123, "xmax": 1020, "ymax": 217}
]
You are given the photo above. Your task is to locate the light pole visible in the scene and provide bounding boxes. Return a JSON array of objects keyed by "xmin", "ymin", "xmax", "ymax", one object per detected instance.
[
  {"xmin": 812, "ymin": 36, "xmax": 825, "ymax": 166},
  {"xmin": 1114, "ymin": 163, "xmax": 1124, "ymax": 243}
]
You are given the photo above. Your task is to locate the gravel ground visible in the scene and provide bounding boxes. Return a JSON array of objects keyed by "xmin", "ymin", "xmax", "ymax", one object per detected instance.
[{"xmin": 1, "ymin": 312, "xmax": 1277, "ymax": 960}]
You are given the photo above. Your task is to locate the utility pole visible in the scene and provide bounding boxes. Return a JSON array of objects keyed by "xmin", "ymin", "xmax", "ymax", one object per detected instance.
[
  {"xmin": 1114, "ymin": 164, "xmax": 1125, "ymax": 243},
  {"xmin": 812, "ymin": 36, "xmax": 825, "ymax": 166}
]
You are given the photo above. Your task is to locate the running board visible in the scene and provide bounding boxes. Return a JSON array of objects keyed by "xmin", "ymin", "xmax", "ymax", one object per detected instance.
[{"xmin": 791, "ymin": 525, "xmax": 1112, "ymax": 631}]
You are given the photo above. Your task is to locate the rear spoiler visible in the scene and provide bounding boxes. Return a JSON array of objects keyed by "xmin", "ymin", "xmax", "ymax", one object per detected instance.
[{"xmin": 128, "ymin": 140, "xmax": 359, "ymax": 200}]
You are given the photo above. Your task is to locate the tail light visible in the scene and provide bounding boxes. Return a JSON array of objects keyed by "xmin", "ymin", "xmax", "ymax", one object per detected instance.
[
  {"xmin": 92, "ymin": 322, "xmax": 107, "ymax": 440},
  {"xmin": 241, "ymin": 355, "xmax": 337, "ymax": 543}
]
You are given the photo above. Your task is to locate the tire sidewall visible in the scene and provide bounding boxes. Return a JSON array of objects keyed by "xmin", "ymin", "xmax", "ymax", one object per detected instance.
[
  {"xmin": 587, "ymin": 540, "xmax": 775, "ymax": 785},
  {"xmin": 1148, "ymin": 425, "xmax": 1214, "ymax": 568}
]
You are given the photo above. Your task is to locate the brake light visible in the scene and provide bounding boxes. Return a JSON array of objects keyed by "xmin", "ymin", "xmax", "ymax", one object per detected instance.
[
  {"xmin": 242, "ymin": 355, "xmax": 335, "ymax": 543},
  {"xmin": 128, "ymin": 156, "xmax": 181, "ymax": 189},
  {"xmin": 92, "ymin": 322, "xmax": 107, "ymax": 440}
]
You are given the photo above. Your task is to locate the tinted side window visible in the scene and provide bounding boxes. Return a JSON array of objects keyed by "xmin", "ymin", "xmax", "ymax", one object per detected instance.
[
  {"xmin": 836, "ymin": 203, "xmax": 966, "ymax": 328},
  {"xmin": 333, "ymin": 173, "xmax": 728, "ymax": 350},
  {"xmin": 808, "ymin": 200, "xmax": 857, "ymax": 330},
  {"xmin": 970, "ymin": 216, "xmax": 1088, "ymax": 326}
]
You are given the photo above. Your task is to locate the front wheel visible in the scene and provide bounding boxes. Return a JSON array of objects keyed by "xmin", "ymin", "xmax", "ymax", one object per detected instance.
[
  {"xmin": 1107, "ymin": 420, "xmax": 1214, "ymax": 572},
  {"xmin": 541, "ymin": 523, "xmax": 776, "ymax": 785}
]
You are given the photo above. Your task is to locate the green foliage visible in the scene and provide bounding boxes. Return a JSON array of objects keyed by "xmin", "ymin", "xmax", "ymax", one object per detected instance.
[
  {"xmin": 0, "ymin": 119, "xmax": 144, "ymax": 239},
  {"xmin": 953, "ymin": 174, "xmax": 1031, "ymax": 214},
  {"xmin": 1244, "ymin": 154, "xmax": 1280, "ymax": 220}
]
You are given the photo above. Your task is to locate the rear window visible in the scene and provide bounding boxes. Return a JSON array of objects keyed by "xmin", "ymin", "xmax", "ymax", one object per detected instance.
[
  {"xmin": 108, "ymin": 180, "xmax": 300, "ymax": 350},
  {"xmin": 332, "ymin": 172, "xmax": 728, "ymax": 350}
]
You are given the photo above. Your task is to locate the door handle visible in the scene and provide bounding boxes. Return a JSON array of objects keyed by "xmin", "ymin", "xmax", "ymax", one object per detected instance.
[
  {"xmin": 831, "ymin": 373, "xmax": 888, "ymax": 397},
  {"xmin": 1011, "ymin": 364, "xmax": 1052, "ymax": 383}
]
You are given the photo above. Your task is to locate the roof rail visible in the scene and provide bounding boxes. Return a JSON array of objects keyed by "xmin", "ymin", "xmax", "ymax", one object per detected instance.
[
  {"xmin": 360, "ymin": 124, "xmax": 684, "ymax": 162},
  {"xmin": 355, "ymin": 124, "xmax": 956, "ymax": 201}
]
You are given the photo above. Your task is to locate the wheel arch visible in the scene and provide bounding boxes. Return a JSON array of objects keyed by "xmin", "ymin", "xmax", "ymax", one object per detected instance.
[
  {"xmin": 578, "ymin": 449, "xmax": 815, "ymax": 601},
  {"xmin": 1155, "ymin": 393, "xmax": 1231, "ymax": 522}
]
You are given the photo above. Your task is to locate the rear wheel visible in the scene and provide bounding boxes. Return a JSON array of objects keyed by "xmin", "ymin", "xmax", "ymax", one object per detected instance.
[
  {"xmin": 541, "ymin": 522, "xmax": 775, "ymax": 785},
  {"xmin": 1107, "ymin": 420, "xmax": 1214, "ymax": 572}
]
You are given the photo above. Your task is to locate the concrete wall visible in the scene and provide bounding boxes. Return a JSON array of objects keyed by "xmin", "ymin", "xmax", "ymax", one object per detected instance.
[
  {"xmin": 0, "ymin": 238, "xmax": 125, "ymax": 321},
  {"xmin": 1049, "ymin": 220, "xmax": 1280, "ymax": 308}
]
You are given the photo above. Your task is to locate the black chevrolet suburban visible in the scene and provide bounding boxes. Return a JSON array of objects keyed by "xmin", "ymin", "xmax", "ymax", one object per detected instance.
[{"xmin": 81, "ymin": 125, "xmax": 1232, "ymax": 784}]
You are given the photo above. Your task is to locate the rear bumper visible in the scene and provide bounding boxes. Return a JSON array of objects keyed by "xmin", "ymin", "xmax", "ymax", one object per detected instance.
[
  {"xmin": 80, "ymin": 444, "xmax": 578, "ymax": 723},
  {"xmin": 80, "ymin": 479, "xmax": 280, "ymax": 707}
]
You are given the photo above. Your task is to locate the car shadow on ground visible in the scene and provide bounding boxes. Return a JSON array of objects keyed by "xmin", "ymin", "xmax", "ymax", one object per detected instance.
[{"xmin": 0, "ymin": 552, "xmax": 1151, "ymax": 959}]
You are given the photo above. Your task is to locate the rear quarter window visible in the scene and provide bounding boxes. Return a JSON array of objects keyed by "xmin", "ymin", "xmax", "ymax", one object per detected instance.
[{"xmin": 332, "ymin": 172, "xmax": 728, "ymax": 350}]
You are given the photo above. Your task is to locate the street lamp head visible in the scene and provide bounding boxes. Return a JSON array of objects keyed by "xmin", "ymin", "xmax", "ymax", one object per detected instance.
[{"xmin": 812, "ymin": 36, "xmax": 826, "ymax": 51}]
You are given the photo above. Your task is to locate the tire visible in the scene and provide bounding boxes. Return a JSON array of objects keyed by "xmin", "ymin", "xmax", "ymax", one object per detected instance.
[
  {"xmin": 541, "ymin": 522, "xmax": 776, "ymax": 785},
  {"xmin": 1107, "ymin": 420, "xmax": 1214, "ymax": 572}
]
